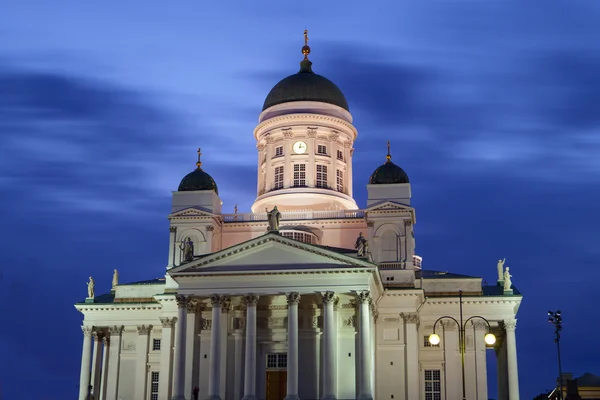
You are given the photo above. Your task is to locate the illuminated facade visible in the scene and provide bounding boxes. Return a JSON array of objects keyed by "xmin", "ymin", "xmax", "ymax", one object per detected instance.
[{"xmin": 75, "ymin": 32, "xmax": 522, "ymax": 400}]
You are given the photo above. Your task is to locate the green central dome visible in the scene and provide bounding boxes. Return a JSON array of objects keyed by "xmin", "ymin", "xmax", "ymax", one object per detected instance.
[{"xmin": 263, "ymin": 33, "xmax": 349, "ymax": 112}]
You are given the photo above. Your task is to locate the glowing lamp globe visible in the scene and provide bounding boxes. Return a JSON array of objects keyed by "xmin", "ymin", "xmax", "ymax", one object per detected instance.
[
  {"xmin": 428, "ymin": 333, "xmax": 441, "ymax": 345},
  {"xmin": 484, "ymin": 333, "xmax": 496, "ymax": 345}
]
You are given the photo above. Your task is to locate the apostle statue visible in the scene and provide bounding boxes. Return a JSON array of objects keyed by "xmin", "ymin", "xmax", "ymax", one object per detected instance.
[
  {"xmin": 180, "ymin": 237, "xmax": 194, "ymax": 263},
  {"xmin": 503, "ymin": 267, "xmax": 513, "ymax": 291},
  {"xmin": 355, "ymin": 232, "xmax": 369, "ymax": 257},
  {"xmin": 112, "ymin": 269, "xmax": 119, "ymax": 288},
  {"xmin": 266, "ymin": 206, "xmax": 281, "ymax": 232},
  {"xmin": 87, "ymin": 276, "xmax": 95, "ymax": 298},
  {"xmin": 497, "ymin": 258, "xmax": 506, "ymax": 281}
]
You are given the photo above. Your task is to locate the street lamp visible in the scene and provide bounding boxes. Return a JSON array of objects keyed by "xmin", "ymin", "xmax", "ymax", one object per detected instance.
[
  {"xmin": 548, "ymin": 310, "xmax": 563, "ymax": 400},
  {"xmin": 428, "ymin": 290, "xmax": 496, "ymax": 400}
]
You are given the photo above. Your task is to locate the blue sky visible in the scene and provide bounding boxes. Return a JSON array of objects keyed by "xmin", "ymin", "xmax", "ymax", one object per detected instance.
[{"xmin": 0, "ymin": 1, "xmax": 599, "ymax": 398}]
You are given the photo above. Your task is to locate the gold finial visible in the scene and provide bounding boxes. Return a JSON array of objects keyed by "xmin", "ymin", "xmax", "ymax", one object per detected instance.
[
  {"xmin": 302, "ymin": 29, "xmax": 311, "ymax": 60},
  {"xmin": 196, "ymin": 147, "xmax": 202, "ymax": 169},
  {"xmin": 386, "ymin": 141, "xmax": 392, "ymax": 162}
]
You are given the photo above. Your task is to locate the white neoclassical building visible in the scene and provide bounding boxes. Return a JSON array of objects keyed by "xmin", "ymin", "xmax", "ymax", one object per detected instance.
[{"xmin": 75, "ymin": 32, "xmax": 523, "ymax": 400}]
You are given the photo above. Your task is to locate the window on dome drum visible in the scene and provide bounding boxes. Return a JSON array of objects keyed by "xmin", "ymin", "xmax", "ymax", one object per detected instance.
[
  {"xmin": 275, "ymin": 146, "xmax": 284, "ymax": 157},
  {"xmin": 423, "ymin": 335, "xmax": 439, "ymax": 347},
  {"xmin": 316, "ymin": 165, "xmax": 328, "ymax": 188},
  {"xmin": 150, "ymin": 372, "xmax": 160, "ymax": 400},
  {"xmin": 317, "ymin": 145, "xmax": 327, "ymax": 155},
  {"xmin": 337, "ymin": 149, "xmax": 344, "ymax": 161},
  {"xmin": 266, "ymin": 353, "xmax": 288, "ymax": 370},
  {"xmin": 293, "ymin": 164, "xmax": 306, "ymax": 187},
  {"xmin": 336, "ymin": 170, "xmax": 344, "ymax": 192},
  {"xmin": 152, "ymin": 339, "xmax": 161, "ymax": 351},
  {"xmin": 274, "ymin": 166, "xmax": 284, "ymax": 190},
  {"xmin": 281, "ymin": 231, "xmax": 315, "ymax": 244},
  {"xmin": 424, "ymin": 370, "xmax": 442, "ymax": 400}
]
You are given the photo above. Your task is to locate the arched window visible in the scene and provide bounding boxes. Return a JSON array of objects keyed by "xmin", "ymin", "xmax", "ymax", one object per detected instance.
[
  {"xmin": 281, "ymin": 230, "xmax": 317, "ymax": 244},
  {"xmin": 380, "ymin": 231, "xmax": 398, "ymax": 262}
]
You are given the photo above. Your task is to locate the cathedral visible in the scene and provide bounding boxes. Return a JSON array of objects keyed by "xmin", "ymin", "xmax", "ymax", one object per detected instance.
[{"xmin": 75, "ymin": 32, "xmax": 522, "ymax": 400}]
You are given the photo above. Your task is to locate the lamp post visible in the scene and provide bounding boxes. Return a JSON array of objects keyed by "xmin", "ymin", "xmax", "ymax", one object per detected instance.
[
  {"xmin": 548, "ymin": 310, "xmax": 563, "ymax": 400},
  {"xmin": 428, "ymin": 290, "xmax": 496, "ymax": 400}
]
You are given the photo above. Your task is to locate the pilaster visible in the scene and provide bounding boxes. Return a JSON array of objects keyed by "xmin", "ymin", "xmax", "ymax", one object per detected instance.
[
  {"xmin": 472, "ymin": 320, "xmax": 489, "ymax": 399},
  {"xmin": 159, "ymin": 317, "xmax": 176, "ymax": 400},
  {"xmin": 135, "ymin": 325, "xmax": 152, "ymax": 400}
]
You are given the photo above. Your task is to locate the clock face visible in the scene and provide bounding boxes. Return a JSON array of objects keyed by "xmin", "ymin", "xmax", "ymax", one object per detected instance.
[{"xmin": 293, "ymin": 141, "xmax": 307, "ymax": 154}]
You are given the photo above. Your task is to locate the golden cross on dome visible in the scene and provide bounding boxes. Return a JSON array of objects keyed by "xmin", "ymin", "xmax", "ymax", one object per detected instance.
[
  {"xmin": 386, "ymin": 141, "xmax": 392, "ymax": 162},
  {"xmin": 304, "ymin": 29, "xmax": 309, "ymax": 46},
  {"xmin": 302, "ymin": 29, "xmax": 311, "ymax": 60},
  {"xmin": 196, "ymin": 147, "xmax": 203, "ymax": 169}
]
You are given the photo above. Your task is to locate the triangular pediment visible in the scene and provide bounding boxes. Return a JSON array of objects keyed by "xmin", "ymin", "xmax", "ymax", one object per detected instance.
[
  {"xmin": 169, "ymin": 233, "xmax": 376, "ymax": 275},
  {"xmin": 169, "ymin": 206, "xmax": 216, "ymax": 219},
  {"xmin": 364, "ymin": 200, "xmax": 414, "ymax": 213}
]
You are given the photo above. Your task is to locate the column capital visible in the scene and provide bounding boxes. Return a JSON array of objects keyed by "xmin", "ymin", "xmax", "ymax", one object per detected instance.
[
  {"xmin": 175, "ymin": 294, "xmax": 188, "ymax": 307},
  {"xmin": 169, "ymin": 226, "xmax": 177, "ymax": 233},
  {"xmin": 471, "ymin": 320, "xmax": 488, "ymax": 330},
  {"xmin": 221, "ymin": 296, "xmax": 232, "ymax": 312},
  {"xmin": 307, "ymin": 127, "xmax": 318, "ymax": 138},
  {"xmin": 102, "ymin": 336, "xmax": 110, "ymax": 346},
  {"xmin": 108, "ymin": 325, "xmax": 124, "ymax": 336},
  {"xmin": 286, "ymin": 292, "xmax": 301, "ymax": 305},
  {"xmin": 400, "ymin": 312, "xmax": 419, "ymax": 325},
  {"xmin": 356, "ymin": 290, "xmax": 371, "ymax": 304},
  {"xmin": 137, "ymin": 324, "xmax": 153, "ymax": 335},
  {"xmin": 82, "ymin": 326, "xmax": 94, "ymax": 336},
  {"xmin": 321, "ymin": 291, "xmax": 336, "ymax": 305},
  {"xmin": 186, "ymin": 298, "xmax": 199, "ymax": 313},
  {"xmin": 243, "ymin": 294, "xmax": 260, "ymax": 306},
  {"xmin": 503, "ymin": 319, "xmax": 517, "ymax": 331},
  {"xmin": 91, "ymin": 330, "xmax": 103, "ymax": 341},
  {"xmin": 210, "ymin": 294, "xmax": 224, "ymax": 307},
  {"xmin": 160, "ymin": 317, "xmax": 177, "ymax": 328},
  {"xmin": 441, "ymin": 320, "xmax": 458, "ymax": 331}
]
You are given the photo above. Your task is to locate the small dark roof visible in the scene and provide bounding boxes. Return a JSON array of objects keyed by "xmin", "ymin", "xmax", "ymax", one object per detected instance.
[
  {"xmin": 482, "ymin": 284, "xmax": 521, "ymax": 296},
  {"xmin": 369, "ymin": 159, "xmax": 410, "ymax": 185},
  {"xmin": 576, "ymin": 373, "xmax": 600, "ymax": 387},
  {"xmin": 263, "ymin": 59, "xmax": 349, "ymax": 111},
  {"xmin": 418, "ymin": 270, "xmax": 480, "ymax": 279},
  {"xmin": 123, "ymin": 278, "xmax": 166, "ymax": 285},
  {"xmin": 178, "ymin": 167, "xmax": 218, "ymax": 194}
]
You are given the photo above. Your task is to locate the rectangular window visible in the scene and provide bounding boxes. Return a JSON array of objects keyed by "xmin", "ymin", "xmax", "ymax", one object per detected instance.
[
  {"xmin": 423, "ymin": 336, "xmax": 439, "ymax": 347},
  {"xmin": 275, "ymin": 146, "xmax": 284, "ymax": 157},
  {"xmin": 150, "ymin": 372, "xmax": 160, "ymax": 400},
  {"xmin": 336, "ymin": 170, "xmax": 344, "ymax": 192},
  {"xmin": 274, "ymin": 166, "xmax": 284, "ymax": 190},
  {"xmin": 337, "ymin": 149, "xmax": 344, "ymax": 160},
  {"xmin": 266, "ymin": 353, "xmax": 287, "ymax": 370},
  {"xmin": 316, "ymin": 165, "xmax": 328, "ymax": 188},
  {"xmin": 152, "ymin": 339, "xmax": 161, "ymax": 351},
  {"xmin": 424, "ymin": 370, "xmax": 441, "ymax": 400},
  {"xmin": 317, "ymin": 145, "xmax": 327, "ymax": 155},
  {"xmin": 293, "ymin": 164, "xmax": 306, "ymax": 187}
]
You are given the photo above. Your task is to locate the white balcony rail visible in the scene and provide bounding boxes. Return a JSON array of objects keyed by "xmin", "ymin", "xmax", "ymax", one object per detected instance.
[{"xmin": 223, "ymin": 209, "xmax": 365, "ymax": 222}]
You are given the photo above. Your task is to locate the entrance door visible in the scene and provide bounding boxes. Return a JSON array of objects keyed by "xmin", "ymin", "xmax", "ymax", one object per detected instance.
[{"xmin": 265, "ymin": 353, "xmax": 287, "ymax": 400}]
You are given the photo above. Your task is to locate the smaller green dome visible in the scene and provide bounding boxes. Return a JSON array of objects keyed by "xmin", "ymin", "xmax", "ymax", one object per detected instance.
[
  {"xmin": 178, "ymin": 148, "xmax": 219, "ymax": 194},
  {"xmin": 369, "ymin": 142, "xmax": 409, "ymax": 184}
]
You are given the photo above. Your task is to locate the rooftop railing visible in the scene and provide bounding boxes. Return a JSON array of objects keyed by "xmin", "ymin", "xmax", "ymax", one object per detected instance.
[{"xmin": 223, "ymin": 209, "xmax": 365, "ymax": 222}]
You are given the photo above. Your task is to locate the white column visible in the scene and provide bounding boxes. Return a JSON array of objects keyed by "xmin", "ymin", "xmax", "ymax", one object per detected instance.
[
  {"xmin": 473, "ymin": 321, "xmax": 489, "ymax": 399},
  {"xmin": 357, "ymin": 291, "xmax": 373, "ymax": 400},
  {"xmin": 442, "ymin": 321, "xmax": 460, "ymax": 400},
  {"xmin": 159, "ymin": 317, "xmax": 176, "ymax": 400},
  {"xmin": 321, "ymin": 291, "xmax": 337, "ymax": 400},
  {"xmin": 242, "ymin": 294, "xmax": 259, "ymax": 400},
  {"xmin": 208, "ymin": 295, "xmax": 223, "ymax": 400},
  {"xmin": 496, "ymin": 335, "xmax": 508, "ymax": 400},
  {"xmin": 78, "ymin": 326, "xmax": 93, "ymax": 400},
  {"xmin": 347, "ymin": 145, "xmax": 354, "ymax": 197},
  {"xmin": 168, "ymin": 226, "xmax": 177, "ymax": 268},
  {"xmin": 99, "ymin": 336, "xmax": 110, "ymax": 400},
  {"xmin": 135, "ymin": 325, "xmax": 152, "ymax": 400},
  {"xmin": 172, "ymin": 295, "xmax": 188, "ymax": 400},
  {"xmin": 106, "ymin": 325, "xmax": 123, "ymax": 400},
  {"xmin": 220, "ymin": 297, "xmax": 231, "ymax": 400},
  {"xmin": 90, "ymin": 331, "xmax": 103, "ymax": 399},
  {"xmin": 185, "ymin": 300, "xmax": 199, "ymax": 400},
  {"xmin": 285, "ymin": 292, "xmax": 301, "ymax": 400},
  {"xmin": 505, "ymin": 320, "xmax": 520, "ymax": 400},
  {"xmin": 401, "ymin": 313, "xmax": 420, "ymax": 400},
  {"xmin": 233, "ymin": 327, "xmax": 244, "ymax": 400}
]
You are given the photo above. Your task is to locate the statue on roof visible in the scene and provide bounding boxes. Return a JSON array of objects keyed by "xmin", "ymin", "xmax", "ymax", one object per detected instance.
[
  {"xmin": 266, "ymin": 206, "xmax": 281, "ymax": 232},
  {"xmin": 497, "ymin": 258, "xmax": 506, "ymax": 281},
  {"xmin": 112, "ymin": 269, "xmax": 119, "ymax": 288},
  {"xmin": 503, "ymin": 267, "xmax": 513, "ymax": 292},
  {"xmin": 180, "ymin": 237, "xmax": 194, "ymax": 263},
  {"xmin": 87, "ymin": 276, "xmax": 95, "ymax": 298},
  {"xmin": 355, "ymin": 232, "xmax": 369, "ymax": 258}
]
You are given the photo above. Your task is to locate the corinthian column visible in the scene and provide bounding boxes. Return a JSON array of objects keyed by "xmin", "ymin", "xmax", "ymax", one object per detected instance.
[
  {"xmin": 90, "ymin": 331, "xmax": 103, "ymax": 399},
  {"xmin": 159, "ymin": 317, "xmax": 176, "ymax": 400},
  {"xmin": 321, "ymin": 291, "xmax": 337, "ymax": 400},
  {"xmin": 106, "ymin": 325, "xmax": 123, "ymax": 400},
  {"xmin": 207, "ymin": 295, "xmax": 223, "ymax": 400},
  {"xmin": 185, "ymin": 299, "xmax": 199, "ymax": 398},
  {"xmin": 78, "ymin": 326, "xmax": 93, "ymax": 400},
  {"xmin": 242, "ymin": 294, "xmax": 259, "ymax": 400},
  {"xmin": 357, "ymin": 291, "xmax": 373, "ymax": 400},
  {"xmin": 504, "ymin": 319, "xmax": 520, "ymax": 400},
  {"xmin": 99, "ymin": 336, "xmax": 110, "ymax": 400},
  {"xmin": 168, "ymin": 226, "xmax": 177, "ymax": 268},
  {"xmin": 285, "ymin": 292, "xmax": 301, "ymax": 400},
  {"xmin": 172, "ymin": 295, "xmax": 188, "ymax": 400}
]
